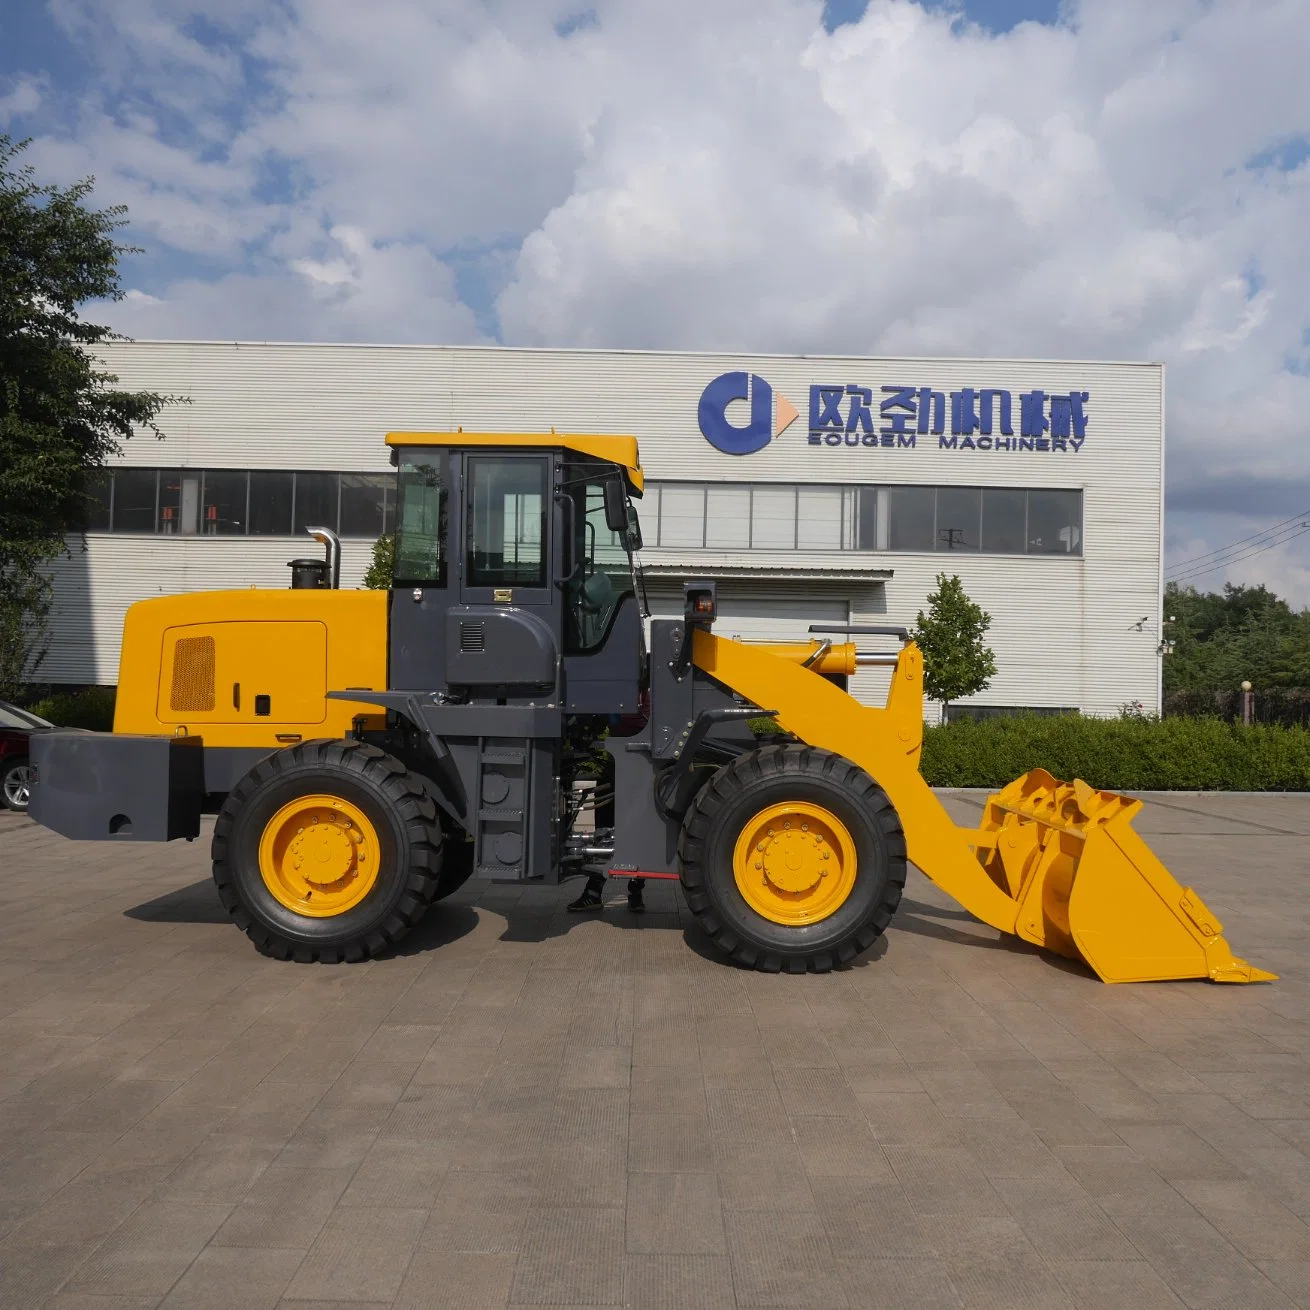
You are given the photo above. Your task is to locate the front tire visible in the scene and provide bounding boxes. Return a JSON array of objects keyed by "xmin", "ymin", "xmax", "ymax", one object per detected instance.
[
  {"xmin": 678, "ymin": 744, "xmax": 906, "ymax": 973},
  {"xmin": 212, "ymin": 740, "xmax": 444, "ymax": 962}
]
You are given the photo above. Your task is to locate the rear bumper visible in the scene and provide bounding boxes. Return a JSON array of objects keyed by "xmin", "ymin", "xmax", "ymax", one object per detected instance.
[{"xmin": 29, "ymin": 732, "xmax": 204, "ymax": 842}]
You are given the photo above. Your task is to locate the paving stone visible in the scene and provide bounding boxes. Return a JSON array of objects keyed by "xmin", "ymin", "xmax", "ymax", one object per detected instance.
[
  {"xmin": 723, "ymin": 1209, "xmax": 849, "ymax": 1307},
  {"xmin": 622, "ymin": 1253, "xmax": 736, "ymax": 1310},
  {"xmin": 393, "ymin": 1250, "xmax": 517, "ymax": 1308},
  {"xmin": 212, "ymin": 1165, "xmax": 356, "ymax": 1249},
  {"xmin": 1048, "ymin": 1259, "xmax": 1187, "ymax": 1310},
  {"xmin": 511, "ymin": 1206, "xmax": 624, "ymax": 1304},
  {"xmin": 627, "ymin": 1112, "xmax": 711, "ymax": 1173},
  {"xmin": 420, "ymin": 1168, "xmax": 537, "ymax": 1254},
  {"xmin": 66, "ymin": 1200, "xmax": 231, "ymax": 1297},
  {"xmin": 809, "ymin": 1176, "xmax": 936, "ymax": 1258},
  {"xmin": 836, "ymin": 1257, "xmax": 963, "ymax": 1309},
  {"xmin": 625, "ymin": 1172, "xmax": 726, "ymax": 1254},
  {"xmin": 282, "ymin": 1204, "xmax": 429, "ymax": 1302},
  {"xmin": 160, "ymin": 1245, "xmax": 305, "ymax": 1308},
  {"xmin": 713, "ymin": 1139, "xmax": 818, "ymax": 1212},
  {"xmin": 792, "ymin": 1115, "xmax": 894, "ymax": 1180}
]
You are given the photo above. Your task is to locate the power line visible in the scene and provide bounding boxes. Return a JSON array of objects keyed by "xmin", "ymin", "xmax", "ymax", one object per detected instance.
[
  {"xmin": 1168, "ymin": 521, "xmax": 1310, "ymax": 585},
  {"xmin": 1167, "ymin": 509, "xmax": 1310, "ymax": 572},
  {"xmin": 1169, "ymin": 521, "xmax": 1310, "ymax": 583}
]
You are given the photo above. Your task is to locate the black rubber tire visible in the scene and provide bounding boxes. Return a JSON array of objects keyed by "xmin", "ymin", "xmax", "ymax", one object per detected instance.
[
  {"xmin": 678, "ymin": 744, "xmax": 906, "ymax": 973},
  {"xmin": 1, "ymin": 757, "xmax": 31, "ymax": 812},
  {"xmin": 212, "ymin": 739, "xmax": 445, "ymax": 962}
]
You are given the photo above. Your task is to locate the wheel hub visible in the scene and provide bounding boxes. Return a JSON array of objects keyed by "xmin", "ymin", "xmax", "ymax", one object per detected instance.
[
  {"xmin": 257, "ymin": 795, "xmax": 380, "ymax": 917},
  {"xmin": 756, "ymin": 823, "xmax": 832, "ymax": 895},
  {"xmin": 733, "ymin": 801, "xmax": 858, "ymax": 926}
]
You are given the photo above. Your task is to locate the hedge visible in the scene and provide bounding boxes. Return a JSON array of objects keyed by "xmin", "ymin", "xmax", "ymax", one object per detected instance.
[
  {"xmin": 26, "ymin": 686, "xmax": 117, "ymax": 732},
  {"xmin": 920, "ymin": 713, "xmax": 1310, "ymax": 791}
]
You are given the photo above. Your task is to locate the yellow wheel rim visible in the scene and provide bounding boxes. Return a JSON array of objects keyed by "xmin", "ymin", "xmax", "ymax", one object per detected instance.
[
  {"xmin": 258, "ymin": 793, "xmax": 381, "ymax": 918},
  {"xmin": 732, "ymin": 801, "xmax": 857, "ymax": 926}
]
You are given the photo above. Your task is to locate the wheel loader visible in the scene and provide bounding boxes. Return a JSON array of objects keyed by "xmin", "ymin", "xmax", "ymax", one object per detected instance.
[{"xmin": 28, "ymin": 432, "xmax": 1273, "ymax": 983}]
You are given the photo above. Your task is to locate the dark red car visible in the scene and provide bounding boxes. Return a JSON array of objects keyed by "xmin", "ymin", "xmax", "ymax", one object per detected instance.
[{"xmin": 0, "ymin": 701, "xmax": 52, "ymax": 813}]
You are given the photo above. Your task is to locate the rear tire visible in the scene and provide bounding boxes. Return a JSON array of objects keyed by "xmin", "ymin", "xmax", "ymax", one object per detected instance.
[
  {"xmin": 1, "ymin": 757, "xmax": 32, "ymax": 812},
  {"xmin": 212, "ymin": 740, "xmax": 444, "ymax": 962},
  {"xmin": 678, "ymin": 744, "xmax": 906, "ymax": 973}
]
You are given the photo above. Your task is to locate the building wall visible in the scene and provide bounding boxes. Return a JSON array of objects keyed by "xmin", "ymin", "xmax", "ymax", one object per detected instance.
[{"xmin": 46, "ymin": 340, "xmax": 1164, "ymax": 716}]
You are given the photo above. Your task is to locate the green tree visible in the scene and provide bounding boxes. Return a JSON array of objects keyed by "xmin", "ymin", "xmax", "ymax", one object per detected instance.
[
  {"xmin": 912, "ymin": 573, "xmax": 997, "ymax": 723},
  {"xmin": 363, "ymin": 533, "xmax": 395, "ymax": 589},
  {"xmin": 0, "ymin": 135, "xmax": 177, "ymax": 698},
  {"xmin": 1163, "ymin": 581, "xmax": 1310, "ymax": 694}
]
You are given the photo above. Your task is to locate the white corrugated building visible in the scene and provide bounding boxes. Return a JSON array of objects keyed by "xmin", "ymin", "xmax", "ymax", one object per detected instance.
[{"xmin": 45, "ymin": 340, "xmax": 1165, "ymax": 718}]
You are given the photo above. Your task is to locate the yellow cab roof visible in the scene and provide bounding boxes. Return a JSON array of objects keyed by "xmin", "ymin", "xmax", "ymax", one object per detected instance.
[{"xmin": 385, "ymin": 431, "xmax": 644, "ymax": 494}]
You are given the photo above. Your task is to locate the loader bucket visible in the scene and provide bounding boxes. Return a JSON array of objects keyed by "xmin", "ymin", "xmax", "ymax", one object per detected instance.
[
  {"xmin": 691, "ymin": 631, "xmax": 1277, "ymax": 985},
  {"xmin": 972, "ymin": 770, "xmax": 1277, "ymax": 984}
]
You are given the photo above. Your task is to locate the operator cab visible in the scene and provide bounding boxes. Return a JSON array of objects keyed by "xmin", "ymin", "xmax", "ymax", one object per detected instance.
[{"xmin": 385, "ymin": 432, "xmax": 646, "ymax": 713}]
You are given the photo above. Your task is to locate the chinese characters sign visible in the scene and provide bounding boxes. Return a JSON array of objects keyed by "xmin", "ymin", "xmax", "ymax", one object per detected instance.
[{"xmin": 808, "ymin": 384, "xmax": 1089, "ymax": 453}]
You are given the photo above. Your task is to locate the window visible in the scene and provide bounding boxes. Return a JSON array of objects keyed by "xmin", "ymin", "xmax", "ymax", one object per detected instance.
[
  {"xmin": 467, "ymin": 457, "xmax": 548, "ymax": 588},
  {"xmin": 935, "ymin": 487, "xmax": 980, "ymax": 552},
  {"xmin": 856, "ymin": 488, "xmax": 877, "ymax": 551},
  {"xmin": 798, "ymin": 487, "xmax": 844, "ymax": 549},
  {"xmin": 751, "ymin": 486, "xmax": 796, "ymax": 549},
  {"xmin": 202, "ymin": 471, "xmax": 249, "ymax": 535},
  {"xmin": 85, "ymin": 471, "xmax": 112, "ymax": 532},
  {"xmin": 248, "ymin": 472, "xmax": 294, "ymax": 535},
  {"xmin": 340, "ymin": 474, "xmax": 391, "ymax": 538},
  {"xmin": 159, "ymin": 469, "xmax": 202, "ymax": 535},
  {"xmin": 885, "ymin": 487, "xmax": 935, "ymax": 552},
  {"xmin": 77, "ymin": 467, "xmax": 1084, "ymax": 560},
  {"xmin": 565, "ymin": 465, "xmax": 637, "ymax": 653},
  {"xmin": 981, "ymin": 488, "xmax": 1026, "ymax": 554},
  {"xmin": 705, "ymin": 487, "xmax": 750, "ymax": 548},
  {"xmin": 660, "ymin": 485, "xmax": 706, "ymax": 548},
  {"xmin": 112, "ymin": 470, "xmax": 158, "ymax": 533},
  {"xmin": 0, "ymin": 703, "xmax": 52, "ymax": 729},
  {"xmin": 394, "ymin": 454, "xmax": 447, "ymax": 586},
  {"xmin": 294, "ymin": 472, "xmax": 340, "ymax": 535},
  {"xmin": 1027, "ymin": 489, "xmax": 1082, "ymax": 554}
]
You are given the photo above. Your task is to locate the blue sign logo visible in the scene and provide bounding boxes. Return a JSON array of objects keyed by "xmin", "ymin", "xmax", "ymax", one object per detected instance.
[
  {"xmin": 697, "ymin": 372, "xmax": 799, "ymax": 455},
  {"xmin": 698, "ymin": 375, "xmax": 1089, "ymax": 455}
]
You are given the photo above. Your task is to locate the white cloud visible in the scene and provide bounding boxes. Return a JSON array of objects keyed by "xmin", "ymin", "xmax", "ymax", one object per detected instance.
[{"xmin": 8, "ymin": 0, "xmax": 1310, "ymax": 596}]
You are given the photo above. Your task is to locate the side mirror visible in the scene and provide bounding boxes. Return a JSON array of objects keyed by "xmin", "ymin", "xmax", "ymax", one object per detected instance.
[
  {"xmin": 624, "ymin": 510, "xmax": 643, "ymax": 552},
  {"xmin": 602, "ymin": 479, "xmax": 629, "ymax": 534}
]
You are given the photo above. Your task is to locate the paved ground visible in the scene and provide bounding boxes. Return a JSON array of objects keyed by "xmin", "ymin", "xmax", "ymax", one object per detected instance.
[{"xmin": 0, "ymin": 792, "xmax": 1308, "ymax": 1309}]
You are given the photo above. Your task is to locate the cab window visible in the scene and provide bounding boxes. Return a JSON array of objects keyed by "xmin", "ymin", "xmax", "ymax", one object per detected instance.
[
  {"xmin": 566, "ymin": 465, "xmax": 636, "ymax": 653},
  {"xmin": 467, "ymin": 457, "xmax": 549, "ymax": 589},
  {"xmin": 393, "ymin": 453, "xmax": 448, "ymax": 586}
]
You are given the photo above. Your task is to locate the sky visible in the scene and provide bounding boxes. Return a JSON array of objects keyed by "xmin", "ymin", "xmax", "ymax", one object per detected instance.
[{"xmin": 2, "ymin": 0, "xmax": 1309, "ymax": 600}]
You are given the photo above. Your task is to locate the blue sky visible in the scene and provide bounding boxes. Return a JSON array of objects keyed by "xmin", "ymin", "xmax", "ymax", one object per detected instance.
[
  {"xmin": 4, "ymin": 0, "xmax": 1310, "ymax": 597},
  {"xmin": 824, "ymin": 0, "xmax": 1062, "ymax": 31}
]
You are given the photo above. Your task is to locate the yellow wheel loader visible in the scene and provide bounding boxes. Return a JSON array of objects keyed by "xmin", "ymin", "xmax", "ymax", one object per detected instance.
[{"xmin": 28, "ymin": 432, "xmax": 1274, "ymax": 983}]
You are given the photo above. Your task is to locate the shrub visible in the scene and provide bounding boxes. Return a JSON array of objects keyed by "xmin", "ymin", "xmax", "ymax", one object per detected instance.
[
  {"xmin": 920, "ymin": 713, "xmax": 1310, "ymax": 791},
  {"xmin": 26, "ymin": 685, "xmax": 117, "ymax": 732}
]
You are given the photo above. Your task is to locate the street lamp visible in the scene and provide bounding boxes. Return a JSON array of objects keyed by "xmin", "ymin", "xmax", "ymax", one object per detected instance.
[{"xmin": 1240, "ymin": 680, "xmax": 1253, "ymax": 726}]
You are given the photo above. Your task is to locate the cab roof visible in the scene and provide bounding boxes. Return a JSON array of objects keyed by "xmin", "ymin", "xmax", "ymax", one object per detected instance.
[{"xmin": 385, "ymin": 430, "xmax": 644, "ymax": 494}]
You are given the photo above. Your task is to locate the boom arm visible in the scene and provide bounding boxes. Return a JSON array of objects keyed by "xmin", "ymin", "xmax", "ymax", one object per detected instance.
[{"xmin": 691, "ymin": 630, "xmax": 1021, "ymax": 936}]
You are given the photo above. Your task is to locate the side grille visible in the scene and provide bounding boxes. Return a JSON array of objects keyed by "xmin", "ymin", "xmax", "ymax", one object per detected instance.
[
  {"xmin": 460, "ymin": 622, "xmax": 486, "ymax": 653},
  {"xmin": 170, "ymin": 635, "xmax": 216, "ymax": 712}
]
